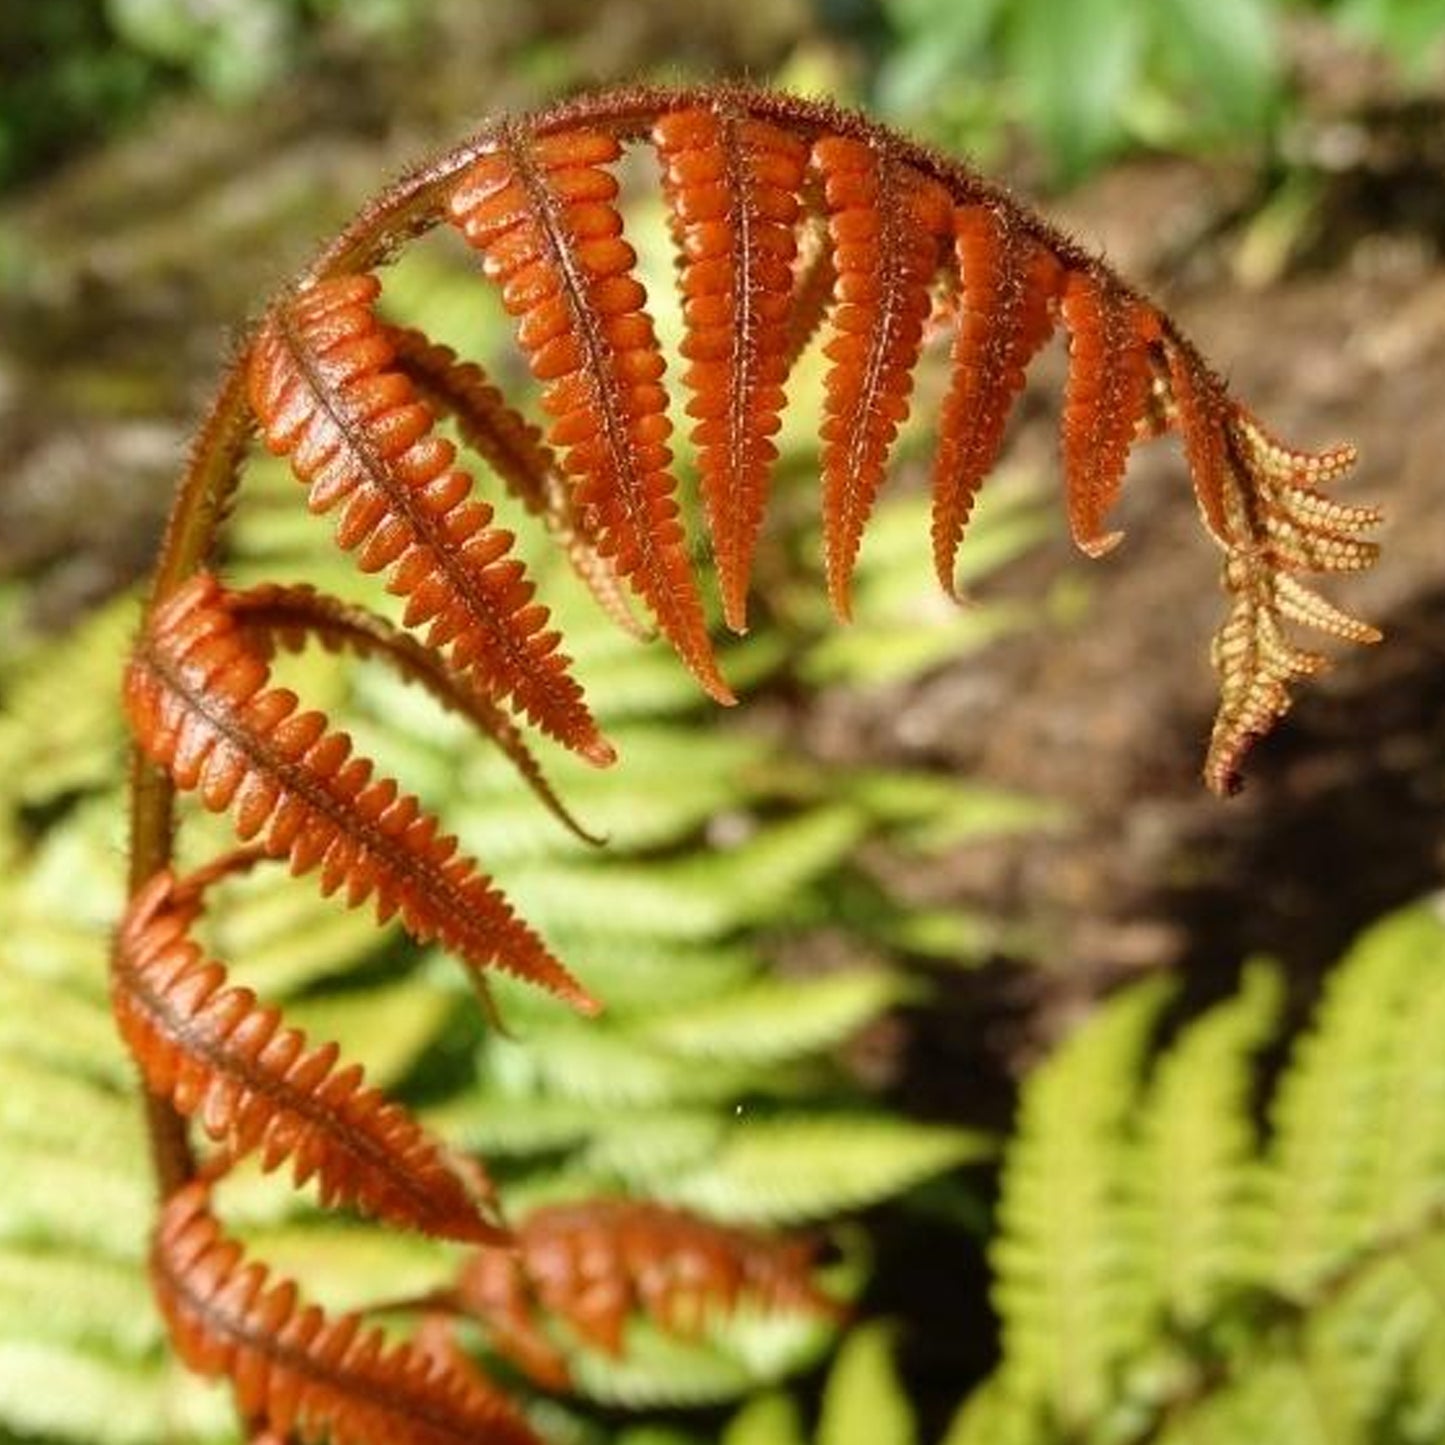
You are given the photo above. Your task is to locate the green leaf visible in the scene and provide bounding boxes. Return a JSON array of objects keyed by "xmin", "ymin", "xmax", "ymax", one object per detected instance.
[
  {"xmin": 723, "ymin": 1392, "xmax": 808, "ymax": 1445},
  {"xmin": 1134, "ymin": 961, "xmax": 1282, "ymax": 1325},
  {"xmin": 1267, "ymin": 901, "xmax": 1445, "ymax": 1291},
  {"xmin": 502, "ymin": 809, "xmax": 866, "ymax": 942},
  {"xmin": 643, "ymin": 970, "xmax": 916, "ymax": 1066},
  {"xmin": 991, "ymin": 977, "xmax": 1172, "ymax": 1429},
  {"xmin": 659, "ymin": 1115, "xmax": 993, "ymax": 1225},
  {"xmin": 1008, "ymin": 0, "xmax": 1145, "ymax": 183},
  {"xmin": 0, "ymin": 1340, "xmax": 231, "ymax": 1445},
  {"xmin": 818, "ymin": 1322, "xmax": 915, "ymax": 1445},
  {"xmin": 0, "ymin": 1246, "xmax": 159, "ymax": 1358}
]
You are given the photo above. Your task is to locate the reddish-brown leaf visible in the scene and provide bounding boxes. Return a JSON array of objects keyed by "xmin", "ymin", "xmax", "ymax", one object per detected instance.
[
  {"xmin": 655, "ymin": 105, "xmax": 809, "ymax": 632},
  {"xmin": 456, "ymin": 1198, "xmax": 839, "ymax": 1387},
  {"xmin": 115, "ymin": 866, "xmax": 507, "ymax": 1244},
  {"xmin": 1059, "ymin": 270, "xmax": 1161, "ymax": 557},
  {"xmin": 813, "ymin": 137, "xmax": 952, "ymax": 617},
  {"xmin": 931, "ymin": 204, "xmax": 1062, "ymax": 597},
  {"xmin": 124, "ymin": 573, "xmax": 598, "ymax": 1014},
  {"xmin": 152, "ymin": 1182, "xmax": 541, "ymax": 1445},
  {"xmin": 449, "ymin": 128, "xmax": 730, "ymax": 702},
  {"xmin": 247, "ymin": 274, "xmax": 613, "ymax": 766}
]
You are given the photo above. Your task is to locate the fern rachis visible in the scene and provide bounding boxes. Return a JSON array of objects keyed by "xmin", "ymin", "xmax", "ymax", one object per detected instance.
[{"xmin": 116, "ymin": 82, "xmax": 1382, "ymax": 1444}]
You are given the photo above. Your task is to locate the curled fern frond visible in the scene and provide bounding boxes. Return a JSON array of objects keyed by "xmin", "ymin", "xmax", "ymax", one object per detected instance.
[
  {"xmin": 124, "ymin": 572, "xmax": 597, "ymax": 1015},
  {"xmin": 114, "ymin": 865, "xmax": 508, "ymax": 1245},
  {"xmin": 247, "ymin": 273, "xmax": 614, "ymax": 766},
  {"xmin": 455, "ymin": 1199, "xmax": 840, "ymax": 1388},
  {"xmin": 152, "ymin": 1181, "xmax": 542, "ymax": 1445}
]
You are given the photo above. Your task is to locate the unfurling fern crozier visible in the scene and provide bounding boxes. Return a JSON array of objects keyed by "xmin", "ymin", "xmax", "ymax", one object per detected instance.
[{"xmin": 120, "ymin": 83, "xmax": 1382, "ymax": 1445}]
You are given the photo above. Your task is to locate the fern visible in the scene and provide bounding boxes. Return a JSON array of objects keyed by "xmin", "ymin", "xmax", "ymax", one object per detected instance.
[
  {"xmin": 953, "ymin": 899, "xmax": 1445, "ymax": 1445},
  {"xmin": 657, "ymin": 1115, "xmax": 993, "ymax": 1225},
  {"xmin": 990, "ymin": 977, "xmax": 1174, "ymax": 1429}
]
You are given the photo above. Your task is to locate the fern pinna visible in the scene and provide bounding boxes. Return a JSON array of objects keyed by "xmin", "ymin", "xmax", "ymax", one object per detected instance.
[{"xmin": 120, "ymin": 84, "xmax": 1380, "ymax": 1442}]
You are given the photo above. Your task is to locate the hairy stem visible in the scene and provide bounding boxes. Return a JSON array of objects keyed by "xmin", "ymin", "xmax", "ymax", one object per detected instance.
[{"xmin": 125, "ymin": 362, "xmax": 255, "ymax": 1195}]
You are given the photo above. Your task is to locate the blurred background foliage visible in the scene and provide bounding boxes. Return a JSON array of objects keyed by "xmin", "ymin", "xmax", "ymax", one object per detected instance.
[{"xmin": 4, "ymin": 2, "xmax": 1445, "ymax": 1444}]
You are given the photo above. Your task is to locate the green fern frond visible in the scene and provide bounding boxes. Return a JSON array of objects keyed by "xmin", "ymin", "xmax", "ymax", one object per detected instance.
[
  {"xmin": 658, "ymin": 1115, "xmax": 993, "ymax": 1226},
  {"xmin": 723, "ymin": 1392, "xmax": 808, "ymax": 1445},
  {"xmin": 0, "ymin": 1340, "xmax": 232, "ymax": 1445},
  {"xmin": 0, "ymin": 1245, "xmax": 159, "ymax": 1358},
  {"xmin": 581, "ymin": 1112, "xmax": 726, "ymax": 1187},
  {"xmin": 939, "ymin": 1376, "xmax": 1040, "ymax": 1445},
  {"xmin": 817, "ymin": 1323, "xmax": 915, "ymax": 1445},
  {"xmin": 502, "ymin": 809, "xmax": 867, "ymax": 942},
  {"xmin": 0, "ymin": 968, "xmax": 127, "ymax": 1084},
  {"xmin": 1133, "ymin": 961, "xmax": 1282, "ymax": 1326},
  {"xmin": 991, "ymin": 977, "xmax": 1173, "ymax": 1430},
  {"xmin": 642, "ymin": 970, "xmax": 917, "ymax": 1066},
  {"xmin": 0, "ymin": 594, "xmax": 134, "ymax": 809},
  {"xmin": 478, "ymin": 1024, "xmax": 782, "ymax": 1109},
  {"xmin": 1268, "ymin": 901, "xmax": 1445, "ymax": 1292},
  {"xmin": 567, "ymin": 1307, "xmax": 836, "ymax": 1410}
]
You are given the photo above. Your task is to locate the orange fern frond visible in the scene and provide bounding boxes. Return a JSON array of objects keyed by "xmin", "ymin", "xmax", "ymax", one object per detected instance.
[
  {"xmin": 124, "ymin": 572, "xmax": 598, "ymax": 1013},
  {"xmin": 115, "ymin": 866, "xmax": 508, "ymax": 1244},
  {"xmin": 153, "ymin": 1182, "xmax": 542, "ymax": 1445},
  {"xmin": 227, "ymin": 580, "xmax": 601, "ymax": 846},
  {"xmin": 247, "ymin": 274, "xmax": 613, "ymax": 766},
  {"xmin": 654, "ymin": 106, "xmax": 810, "ymax": 633},
  {"xmin": 813, "ymin": 136, "xmax": 953, "ymax": 618},
  {"xmin": 448, "ymin": 128, "xmax": 731, "ymax": 703},
  {"xmin": 455, "ymin": 1198, "xmax": 839, "ymax": 1387},
  {"xmin": 383, "ymin": 324, "xmax": 650, "ymax": 642},
  {"xmin": 931, "ymin": 204, "xmax": 1062, "ymax": 597},
  {"xmin": 1058, "ymin": 270, "xmax": 1161, "ymax": 558}
]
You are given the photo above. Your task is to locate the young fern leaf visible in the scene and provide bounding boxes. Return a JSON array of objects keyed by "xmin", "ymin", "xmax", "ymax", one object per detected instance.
[
  {"xmin": 384, "ymin": 324, "xmax": 650, "ymax": 641},
  {"xmin": 114, "ymin": 865, "xmax": 508, "ymax": 1245},
  {"xmin": 654, "ymin": 106, "xmax": 809, "ymax": 633},
  {"xmin": 227, "ymin": 579, "xmax": 602, "ymax": 845},
  {"xmin": 813, "ymin": 138, "xmax": 952, "ymax": 618},
  {"xmin": 931, "ymin": 205, "xmax": 1061, "ymax": 598},
  {"xmin": 455, "ymin": 1199, "xmax": 839, "ymax": 1389},
  {"xmin": 448, "ymin": 127, "xmax": 731, "ymax": 703},
  {"xmin": 123, "ymin": 573, "xmax": 598, "ymax": 1015},
  {"xmin": 152, "ymin": 1182, "xmax": 543, "ymax": 1445},
  {"xmin": 247, "ymin": 274, "xmax": 614, "ymax": 766},
  {"xmin": 1058, "ymin": 271, "xmax": 1159, "ymax": 559}
]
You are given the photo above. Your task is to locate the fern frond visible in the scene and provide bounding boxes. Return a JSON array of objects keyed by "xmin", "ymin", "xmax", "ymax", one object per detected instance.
[
  {"xmin": 991, "ymin": 978, "xmax": 1172, "ymax": 1430},
  {"xmin": 812, "ymin": 137, "xmax": 951, "ymax": 618},
  {"xmin": 247, "ymin": 273, "xmax": 612, "ymax": 763},
  {"xmin": 931, "ymin": 206, "xmax": 1060, "ymax": 598},
  {"xmin": 654, "ymin": 106, "xmax": 809, "ymax": 632},
  {"xmin": 1058, "ymin": 271, "xmax": 1159, "ymax": 558},
  {"xmin": 383, "ymin": 323, "xmax": 648, "ymax": 641},
  {"xmin": 1134, "ymin": 962, "xmax": 1282, "ymax": 1325},
  {"xmin": 1267, "ymin": 902, "xmax": 1445, "ymax": 1291},
  {"xmin": 227, "ymin": 578, "xmax": 601, "ymax": 845},
  {"xmin": 456, "ymin": 1199, "xmax": 837, "ymax": 1387},
  {"xmin": 124, "ymin": 574, "xmax": 596, "ymax": 1013},
  {"xmin": 658, "ymin": 1115, "xmax": 993, "ymax": 1225},
  {"xmin": 151, "ymin": 1182, "xmax": 543, "ymax": 1445},
  {"xmin": 642, "ymin": 970, "xmax": 916, "ymax": 1066},
  {"xmin": 817, "ymin": 1322, "xmax": 915, "ymax": 1445},
  {"xmin": 449, "ymin": 128, "xmax": 730, "ymax": 703},
  {"xmin": 114, "ymin": 867, "xmax": 508, "ymax": 1244}
]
